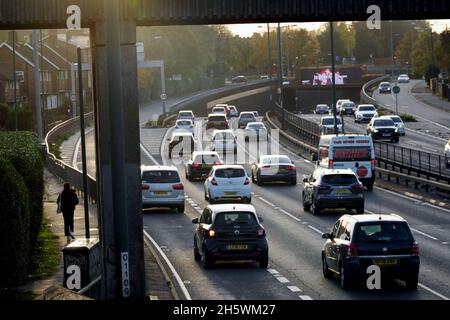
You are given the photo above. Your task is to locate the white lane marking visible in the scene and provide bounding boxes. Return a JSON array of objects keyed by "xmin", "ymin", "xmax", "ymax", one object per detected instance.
[
  {"xmin": 410, "ymin": 228, "xmax": 439, "ymax": 241},
  {"xmin": 304, "ymin": 159, "xmax": 312, "ymax": 164},
  {"xmin": 278, "ymin": 208, "xmax": 301, "ymax": 222},
  {"xmin": 267, "ymin": 269, "xmax": 279, "ymax": 275},
  {"xmin": 143, "ymin": 230, "xmax": 192, "ymax": 300},
  {"xmin": 404, "ymin": 127, "xmax": 447, "ymax": 142},
  {"xmin": 308, "ymin": 225, "xmax": 324, "ymax": 235},
  {"xmin": 418, "ymin": 283, "xmax": 449, "ymax": 300},
  {"xmin": 258, "ymin": 197, "xmax": 276, "ymax": 207},
  {"xmin": 299, "ymin": 295, "xmax": 313, "ymax": 300},
  {"xmin": 275, "ymin": 276, "xmax": 290, "ymax": 284},
  {"xmin": 287, "ymin": 286, "xmax": 302, "ymax": 293},
  {"xmin": 140, "ymin": 143, "xmax": 160, "ymax": 165},
  {"xmin": 442, "ymin": 242, "xmax": 449, "ymax": 245}
]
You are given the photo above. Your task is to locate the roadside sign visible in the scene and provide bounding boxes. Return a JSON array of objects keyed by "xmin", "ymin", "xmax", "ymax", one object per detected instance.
[
  {"xmin": 70, "ymin": 95, "xmax": 76, "ymax": 102},
  {"xmin": 393, "ymin": 86, "xmax": 400, "ymax": 94},
  {"xmin": 160, "ymin": 93, "xmax": 167, "ymax": 100}
]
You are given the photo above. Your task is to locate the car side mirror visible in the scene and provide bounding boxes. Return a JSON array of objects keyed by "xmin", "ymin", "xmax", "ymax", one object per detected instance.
[
  {"xmin": 322, "ymin": 233, "xmax": 332, "ymax": 239},
  {"xmin": 302, "ymin": 175, "xmax": 309, "ymax": 183},
  {"xmin": 258, "ymin": 216, "xmax": 264, "ymax": 223},
  {"xmin": 311, "ymin": 152, "xmax": 318, "ymax": 162},
  {"xmin": 192, "ymin": 218, "xmax": 199, "ymax": 224}
]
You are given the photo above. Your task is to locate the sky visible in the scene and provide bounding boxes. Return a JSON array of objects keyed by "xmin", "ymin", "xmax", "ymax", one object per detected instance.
[{"xmin": 227, "ymin": 20, "xmax": 450, "ymax": 38}]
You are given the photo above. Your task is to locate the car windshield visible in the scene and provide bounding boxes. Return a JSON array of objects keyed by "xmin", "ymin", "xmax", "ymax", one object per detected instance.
[
  {"xmin": 215, "ymin": 168, "xmax": 246, "ymax": 178},
  {"xmin": 214, "ymin": 212, "xmax": 257, "ymax": 226},
  {"xmin": 342, "ymin": 103, "xmax": 355, "ymax": 108},
  {"xmin": 193, "ymin": 154, "xmax": 221, "ymax": 164},
  {"xmin": 209, "ymin": 116, "xmax": 226, "ymax": 122},
  {"xmin": 380, "ymin": 83, "xmax": 390, "ymax": 87},
  {"xmin": 241, "ymin": 114, "xmax": 255, "ymax": 119},
  {"xmin": 261, "ymin": 157, "xmax": 291, "ymax": 164},
  {"xmin": 214, "ymin": 132, "xmax": 234, "ymax": 140},
  {"xmin": 179, "ymin": 112, "xmax": 193, "ymax": 117},
  {"xmin": 390, "ymin": 116, "xmax": 402, "ymax": 123},
  {"xmin": 355, "ymin": 222, "xmax": 413, "ymax": 243},
  {"xmin": 333, "ymin": 147, "xmax": 372, "ymax": 161},
  {"xmin": 177, "ymin": 120, "xmax": 191, "ymax": 126},
  {"xmin": 248, "ymin": 124, "xmax": 265, "ymax": 129},
  {"xmin": 374, "ymin": 119, "xmax": 395, "ymax": 126},
  {"xmin": 317, "ymin": 105, "xmax": 328, "ymax": 109},
  {"xmin": 359, "ymin": 106, "xmax": 375, "ymax": 111},
  {"xmin": 322, "ymin": 118, "xmax": 342, "ymax": 125},
  {"xmin": 322, "ymin": 174, "xmax": 358, "ymax": 186},
  {"xmin": 213, "ymin": 108, "xmax": 225, "ymax": 113},
  {"xmin": 142, "ymin": 170, "xmax": 180, "ymax": 183}
]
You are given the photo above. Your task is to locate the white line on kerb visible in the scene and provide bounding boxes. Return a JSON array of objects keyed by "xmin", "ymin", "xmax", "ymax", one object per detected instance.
[
  {"xmin": 143, "ymin": 230, "xmax": 192, "ymax": 300},
  {"xmin": 308, "ymin": 225, "xmax": 323, "ymax": 235},
  {"xmin": 275, "ymin": 276, "xmax": 290, "ymax": 284},
  {"xmin": 418, "ymin": 283, "xmax": 449, "ymax": 300}
]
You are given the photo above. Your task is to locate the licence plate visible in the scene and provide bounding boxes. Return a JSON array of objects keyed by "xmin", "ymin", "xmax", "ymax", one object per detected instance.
[
  {"xmin": 227, "ymin": 244, "xmax": 249, "ymax": 250},
  {"xmin": 372, "ymin": 258, "xmax": 398, "ymax": 265},
  {"xmin": 382, "ymin": 133, "xmax": 391, "ymax": 137},
  {"xmin": 335, "ymin": 189, "xmax": 351, "ymax": 194},
  {"xmin": 154, "ymin": 191, "xmax": 169, "ymax": 195},
  {"xmin": 224, "ymin": 191, "xmax": 238, "ymax": 195}
]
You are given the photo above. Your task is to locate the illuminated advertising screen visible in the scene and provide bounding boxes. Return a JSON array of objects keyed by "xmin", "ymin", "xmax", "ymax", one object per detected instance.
[{"xmin": 297, "ymin": 66, "xmax": 362, "ymax": 85}]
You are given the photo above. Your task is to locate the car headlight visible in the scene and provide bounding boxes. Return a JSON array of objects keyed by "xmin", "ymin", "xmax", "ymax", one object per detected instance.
[
  {"xmin": 395, "ymin": 128, "xmax": 399, "ymax": 132},
  {"xmin": 374, "ymin": 113, "xmax": 378, "ymax": 117},
  {"xmin": 373, "ymin": 129, "xmax": 379, "ymax": 132}
]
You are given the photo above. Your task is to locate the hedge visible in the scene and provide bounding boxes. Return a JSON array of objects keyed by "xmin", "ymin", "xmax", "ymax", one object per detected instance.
[
  {"xmin": 0, "ymin": 132, "xmax": 44, "ymax": 254},
  {"xmin": 0, "ymin": 157, "xmax": 31, "ymax": 286}
]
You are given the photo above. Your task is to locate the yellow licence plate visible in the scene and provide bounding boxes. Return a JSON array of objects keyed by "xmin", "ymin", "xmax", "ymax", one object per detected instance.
[
  {"xmin": 154, "ymin": 191, "xmax": 169, "ymax": 195},
  {"xmin": 227, "ymin": 244, "xmax": 249, "ymax": 250},
  {"xmin": 336, "ymin": 189, "xmax": 351, "ymax": 194},
  {"xmin": 372, "ymin": 259, "xmax": 398, "ymax": 266},
  {"xmin": 224, "ymin": 191, "xmax": 238, "ymax": 195}
]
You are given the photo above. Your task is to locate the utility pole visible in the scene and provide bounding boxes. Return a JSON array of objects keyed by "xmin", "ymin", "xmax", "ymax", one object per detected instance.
[
  {"xmin": 277, "ymin": 23, "xmax": 285, "ymax": 130},
  {"xmin": 32, "ymin": 30, "xmax": 43, "ymax": 142},
  {"xmin": 12, "ymin": 30, "xmax": 18, "ymax": 131},
  {"xmin": 267, "ymin": 23, "xmax": 272, "ymax": 79},
  {"xmin": 330, "ymin": 22, "xmax": 338, "ymax": 135}
]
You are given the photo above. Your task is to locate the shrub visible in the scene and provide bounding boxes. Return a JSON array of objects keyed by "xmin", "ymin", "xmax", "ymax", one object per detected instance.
[
  {"xmin": 400, "ymin": 113, "xmax": 417, "ymax": 122},
  {"xmin": 0, "ymin": 132, "xmax": 44, "ymax": 253},
  {"xmin": 0, "ymin": 157, "xmax": 31, "ymax": 287}
]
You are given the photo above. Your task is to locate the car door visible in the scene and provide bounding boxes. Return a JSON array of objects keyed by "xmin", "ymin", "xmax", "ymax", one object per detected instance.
[
  {"xmin": 329, "ymin": 220, "xmax": 347, "ymax": 271},
  {"xmin": 196, "ymin": 208, "xmax": 212, "ymax": 251},
  {"xmin": 325, "ymin": 219, "xmax": 342, "ymax": 271},
  {"xmin": 304, "ymin": 172, "xmax": 316, "ymax": 204}
]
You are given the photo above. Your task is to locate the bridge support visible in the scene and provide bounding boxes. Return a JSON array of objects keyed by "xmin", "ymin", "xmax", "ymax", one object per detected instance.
[{"xmin": 91, "ymin": 1, "xmax": 145, "ymax": 299}]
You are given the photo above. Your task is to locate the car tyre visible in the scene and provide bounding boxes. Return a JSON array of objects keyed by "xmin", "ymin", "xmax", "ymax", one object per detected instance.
[
  {"xmin": 302, "ymin": 193, "xmax": 311, "ymax": 211},
  {"xmin": 366, "ymin": 183, "xmax": 374, "ymax": 191},
  {"xmin": 340, "ymin": 264, "xmax": 352, "ymax": 290},
  {"xmin": 251, "ymin": 171, "xmax": 256, "ymax": 183},
  {"xmin": 405, "ymin": 273, "xmax": 419, "ymax": 290},
  {"xmin": 259, "ymin": 253, "xmax": 269, "ymax": 269},
  {"xmin": 311, "ymin": 199, "xmax": 320, "ymax": 215},
  {"xmin": 177, "ymin": 204, "xmax": 185, "ymax": 213},
  {"xmin": 202, "ymin": 248, "xmax": 214, "ymax": 269},
  {"xmin": 194, "ymin": 240, "xmax": 201, "ymax": 262},
  {"xmin": 356, "ymin": 206, "xmax": 365, "ymax": 215},
  {"xmin": 322, "ymin": 253, "xmax": 333, "ymax": 279},
  {"xmin": 290, "ymin": 178, "xmax": 297, "ymax": 186}
]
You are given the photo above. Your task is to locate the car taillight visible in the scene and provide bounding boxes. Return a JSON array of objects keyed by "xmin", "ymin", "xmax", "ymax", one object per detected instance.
[
  {"xmin": 412, "ymin": 241, "xmax": 419, "ymax": 256},
  {"xmin": 329, "ymin": 160, "xmax": 334, "ymax": 168},
  {"xmin": 142, "ymin": 184, "xmax": 150, "ymax": 190},
  {"xmin": 211, "ymin": 178, "xmax": 218, "ymax": 185},
  {"xmin": 346, "ymin": 242, "xmax": 358, "ymax": 257},
  {"xmin": 172, "ymin": 183, "xmax": 184, "ymax": 190},
  {"xmin": 351, "ymin": 184, "xmax": 363, "ymax": 192},
  {"xmin": 214, "ymin": 162, "xmax": 222, "ymax": 166},
  {"xmin": 318, "ymin": 184, "xmax": 331, "ymax": 193},
  {"xmin": 257, "ymin": 227, "xmax": 265, "ymax": 237},
  {"xmin": 244, "ymin": 177, "xmax": 250, "ymax": 185},
  {"xmin": 371, "ymin": 159, "xmax": 376, "ymax": 170},
  {"xmin": 208, "ymin": 229, "xmax": 216, "ymax": 238},
  {"xmin": 286, "ymin": 165, "xmax": 296, "ymax": 171},
  {"xmin": 193, "ymin": 163, "xmax": 200, "ymax": 168}
]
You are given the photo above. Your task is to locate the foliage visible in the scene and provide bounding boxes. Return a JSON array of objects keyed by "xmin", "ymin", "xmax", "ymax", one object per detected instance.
[{"xmin": 400, "ymin": 113, "xmax": 417, "ymax": 122}]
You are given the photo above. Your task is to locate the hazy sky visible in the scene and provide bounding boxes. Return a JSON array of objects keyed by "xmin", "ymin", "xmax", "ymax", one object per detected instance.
[{"xmin": 227, "ymin": 20, "xmax": 450, "ymax": 38}]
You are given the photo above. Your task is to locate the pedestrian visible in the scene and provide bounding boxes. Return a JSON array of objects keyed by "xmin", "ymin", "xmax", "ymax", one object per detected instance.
[{"xmin": 57, "ymin": 183, "xmax": 79, "ymax": 243}]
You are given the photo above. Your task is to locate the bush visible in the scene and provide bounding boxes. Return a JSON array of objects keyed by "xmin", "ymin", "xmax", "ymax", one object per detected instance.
[
  {"xmin": 0, "ymin": 157, "xmax": 31, "ymax": 287},
  {"xmin": 400, "ymin": 113, "xmax": 417, "ymax": 122},
  {"xmin": 0, "ymin": 132, "xmax": 44, "ymax": 253}
]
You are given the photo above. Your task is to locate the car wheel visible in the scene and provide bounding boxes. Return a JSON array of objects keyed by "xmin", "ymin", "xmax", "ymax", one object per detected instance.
[
  {"xmin": 356, "ymin": 206, "xmax": 364, "ymax": 215},
  {"xmin": 290, "ymin": 178, "xmax": 297, "ymax": 186},
  {"xmin": 177, "ymin": 204, "xmax": 185, "ymax": 213},
  {"xmin": 322, "ymin": 253, "xmax": 332, "ymax": 279},
  {"xmin": 256, "ymin": 174, "xmax": 263, "ymax": 186},
  {"xmin": 208, "ymin": 191, "xmax": 215, "ymax": 204},
  {"xmin": 245, "ymin": 197, "xmax": 252, "ymax": 204},
  {"xmin": 259, "ymin": 253, "xmax": 269, "ymax": 269},
  {"xmin": 405, "ymin": 273, "xmax": 419, "ymax": 290},
  {"xmin": 194, "ymin": 240, "xmax": 201, "ymax": 261},
  {"xmin": 251, "ymin": 171, "xmax": 256, "ymax": 183},
  {"xmin": 311, "ymin": 199, "xmax": 320, "ymax": 215},
  {"xmin": 366, "ymin": 183, "xmax": 374, "ymax": 191},
  {"xmin": 302, "ymin": 193, "xmax": 311, "ymax": 211},
  {"xmin": 202, "ymin": 247, "xmax": 214, "ymax": 269},
  {"xmin": 394, "ymin": 138, "xmax": 399, "ymax": 143},
  {"xmin": 340, "ymin": 264, "xmax": 352, "ymax": 290}
]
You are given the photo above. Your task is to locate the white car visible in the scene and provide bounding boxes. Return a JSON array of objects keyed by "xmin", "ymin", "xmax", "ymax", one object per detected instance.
[
  {"xmin": 141, "ymin": 166, "xmax": 185, "ymax": 213},
  {"xmin": 211, "ymin": 129, "xmax": 237, "ymax": 154},
  {"xmin": 398, "ymin": 74, "xmax": 410, "ymax": 83},
  {"xmin": 174, "ymin": 119, "xmax": 194, "ymax": 135},
  {"xmin": 354, "ymin": 104, "xmax": 378, "ymax": 123},
  {"xmin": 204, "ymin": 165, "xmax": 251, "ymax": 203},
  {"xmin": 244, "ymin": 122, "xmax": 268, "ymax": 141},
  {"xmin": 228, "ymin": 105, "xmax": 239, "ymax": 117},
  {"xmin": 380, "ymin": 115, "xmax": 405, "ymax": 136},
  {"xmin": 445, "ymin": 139, "xmax": 450, "ymax": 167},
  {"xmin": 177, "ymin": 110, "xmax": 195, "ymax": 123},
  {"xmin": 212, "ymin": 106, "xmax": 228, "ymax": 116},
  {"xmin": 320, "ymin": 116, "xmax": 342, "ymax": 133}
]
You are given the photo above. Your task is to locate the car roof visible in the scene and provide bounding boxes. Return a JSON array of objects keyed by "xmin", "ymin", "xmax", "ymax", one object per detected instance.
[
  {"xmin": 380, "ymin": 82, "xmax": 390, "ymax": 85},
  {"xmin": 261, "ymin": 154, "xmax": 290, "ymax": 160},
  {"xmin": 213, "ymin": 164, "xmax": 245, "ymax": 170},
  {"xmin": 316, "ymin": 104, "xmax": 329, "ymax": 107},
  {"xmin": 215, "ymin": 103, "xmax": 228, "ymax": 107},
  {"xmin": 246, "ymin": 122, "xmax": 265, "ymax": 126},
  {"xmin": 213, "ymin": 129, "xmax": 234, "ymax": 134},
  {"xmin": 208, "ymin": 113, "xmax": 226, "ymax": 118},
  {"xmin": 141, "ymin": 165, "xmax": 178, "ymax": 172},
  {"xmin": 176, "ymin": 119, "xmax": 193, "ymax": 123},
  {"xmin": 179, "ymin": 110, "xmax": 194, "ymax": 114},
  {"xmin": 208, "ymin": 204, "xmax": 257, "ymax": 215},
  {"xmin": 340, "ymin": 214, "xmax": 406, "ymax": 223},
  {"xmin": 314, "ymin": 168, "xmax": 356, "ymax": 176},
  {"xmin": 357, "ymin": 104, "xmax": 375, "ymax": 108},
  {"xmin": 213, "ymin": 106, "xmax": 227, "ymax": 109},
  {"xmin": 240, "ymin": 111, "xmax": 255, "ymax": 115},
  {"xmin": 379, "ymin": 115, "xmax": 401, "ymax": 119},
  {"xmin": 171, "ymin": 131, "xmax": 194, "ymax": 136}
]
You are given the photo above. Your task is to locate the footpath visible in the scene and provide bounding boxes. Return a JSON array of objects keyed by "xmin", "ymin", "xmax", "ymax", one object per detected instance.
[{"xmin": 411, "ymin": 80, "xmax": 450, "ymax": 112}]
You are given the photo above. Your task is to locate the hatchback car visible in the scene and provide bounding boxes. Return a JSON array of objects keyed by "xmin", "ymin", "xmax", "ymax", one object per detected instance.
[
  {"xmin": 204, "ymin": 165, "xmax": 251, "ymax": 203},
  {"xmin": 367, "ymin": 118, "xmax": 400, "ymax": 143},
  {"xmin": 177, "ymin": 110, "xmax": 195, "ymax": 123},
  {"xmin": 244, "ymin": 122, "xmax": 268, "ymax": 141},
  {"xmin": 228, "ymin": 105, "xmax": 239, "ymax": 117},
  {"xmin": 211, "ymin": 130, "xmax": 237, "ymax": 154},
  {"xmin": 379, "ymin": 82, "xmax": 392, "ymax": 94},
  {"xmin": 168, "ymin": 132, "xmax": 196, "ymax": 159},
  {"xmin": 192, "ymin": 204, "xmax": 268, "ymax": 269},
  {"xmin": 302, "ymin": 168, "xmax": 364, "ymax": 215},
  {"xmin": 174, "ymin": 119, "xmax": 194, "ymax": 135},
  {"xmin": 315, "ymin": 104, "xmax": 330, "ymax": 115},
  {"xmin": 185, "ymin": 151, "xmax": 222, "ymax": 181},
  {"xmin": 251, "ymin": 155, "xmax": 297, "ymax": 185},
  {"xmin": 238, "ymin": 112, "xmax": 257, "ymax": 129},
  {"xmin": 141, "ymin": 166, "xmax": 185, "ymax": 213},
  {"xmin": 397, "ymin": 74, "xmax": 410, "ymax": 83},
  {"xmin": 206, "ymin": 113, "xmax": 229, "ymax": 130},
  {"xmin": 321, "ymin": 214, "xmax": 419, "ymax": 290}
]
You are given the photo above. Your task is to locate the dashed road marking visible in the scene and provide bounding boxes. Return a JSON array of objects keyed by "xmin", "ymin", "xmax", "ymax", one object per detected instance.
[
  {"xmin": 299, "ymin": 295, "xmax": 313, "ymax": 300},
  {"xmin": 308, "ymin": 225, "xmax": 324, "ymax": 235},
  {"xmin": 287, "ymin": 286, "xmax": 302, "ymax": 293},
  {"xmin": 267, "ymin": 269, "xmax": 279, "ymax": 275},
  {"xmin": 278, "ymin": 208, "xmax": 301, "ymax": 222},
  {"xmin": 410, "ymin": 228, "xmax": 439, "ymax": 241},
  {"xmin": 275, "ymin": 276, "xmax": 290, "ymax": 284},
  {"xmin": 258, "ymin": 197, "xmax": 276, "ymax": 207},
  {"xmin": 418, "ymin": 283, "xmax": 449, "ymax": 300}
]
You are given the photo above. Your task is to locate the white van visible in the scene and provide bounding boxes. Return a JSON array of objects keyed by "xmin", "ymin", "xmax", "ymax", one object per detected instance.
[{"xmin": 313, "ymin": 134, "xmax": 376, "ymax": 190}]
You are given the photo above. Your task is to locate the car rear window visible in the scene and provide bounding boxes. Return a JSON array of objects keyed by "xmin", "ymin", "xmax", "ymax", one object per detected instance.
[
  {"xmin": 142, "ymin": 170, "xmax": 180, "ymax": 183},
  {"xmin": 241, "ymin": 114, "xmax": 255, "ymax": 119},
  {"xmin": 177, "ymin": 120, "xmax": 192, "ymax": 126},
  {"xmin": 209, "ymin": 116, "xmax": 226, "ymax": 122},
  {"xmin": 261, "ymin": 157, "xmax": 291, "ymax": 164},
  {"xmin": 248, "ymin": 123, "xmax": 265, "ymax": 129},
  {"xmin": 215, "ymin": 168, "xmax": 246, "ymax": 178},
  {"xmin": 214, "ymin": 132, "xmax": 234, "ymax": 140},
  {"xmin": 193, "ymin": 154, "xmax": 221, "ymax": 164},
  {"xmin": 342, "ymin": 102, "xmax": 355, "ymax": 108},
  {"xmin": 214, "ymin": 212, "xmax": 257, "ymax": 226},
  {"xmin": 322, "ymin": 174, "xmax": 358, "ymax": 185},
  {"xmin": 322, "ymin": 118, "xmax": 342, "ymax": 125},
  {"xmin": 213, "ymin": 107, "xmax": 225, "ymax": 113},
  {"xmin": 354, "ymin": 222, "xmax": 413, "ymax": 243}
]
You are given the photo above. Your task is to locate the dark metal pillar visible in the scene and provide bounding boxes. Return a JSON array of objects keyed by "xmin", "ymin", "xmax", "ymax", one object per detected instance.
[{"xmin": 330, "ymin": 21, "xmax": 338, "ymax": 135}]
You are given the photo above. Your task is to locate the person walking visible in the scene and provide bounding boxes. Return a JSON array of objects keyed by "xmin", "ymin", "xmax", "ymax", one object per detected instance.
[{"xmin": 57, "ymin": 183, "xmax": 79, "ymax": 242}]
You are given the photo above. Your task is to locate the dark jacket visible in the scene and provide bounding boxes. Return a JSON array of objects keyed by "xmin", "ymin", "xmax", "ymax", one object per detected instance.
[{"xmin": 58, "ymin": 189, "xmax": 79, "ymax": 212}]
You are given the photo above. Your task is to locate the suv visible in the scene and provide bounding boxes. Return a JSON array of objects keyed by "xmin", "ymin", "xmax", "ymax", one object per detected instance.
[
  {"xmin": 192, "ymin": 204, "xmax": 268, "ymax": 269},
  {"xmin": 397, "ymin": 74, "xmax": 410, "ymax": 83},
  {"xmin": 379, "ymin": 82, "xmax": 392, "ymax": 94},
  {"xmin": 367, "ymin": 117, "xmax": 400, "ymax": 143},
  {"xmin": 339, "ymin": 101, "xmax": 356, "ymax": 115},
  {"xmin": 185, "ymin": 151, "xmax": 222, "ymax": 181},
  {"xmin": 206, "ymin": 113, "xmax": 229, "ymax": 130},
  {"xmin": 141, "ymin": 166, "xmax": 185, "ymax": 213},
  {"xmin": 238, "ymin": 112, "xmax": 257, "ymax": 129},
  {"xmin": 321, "ymin": 214, "xmax": 420, "ymax": 290},
  {"xmin": 354, "ymin": 104, "xmax": 378, "ymax": 123},
  {"xmin": 168, "ymin": 132, "xmax": 196, "ymax": 159},
  {"xmin": 302, "ymin": 168, "xmax": 364, "ymax": 215}
]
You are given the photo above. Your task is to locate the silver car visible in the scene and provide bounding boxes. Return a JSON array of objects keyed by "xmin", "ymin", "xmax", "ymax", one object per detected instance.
[{"xmin": 141, "ymin": 166, "xmax": 185, "ymax": 213}]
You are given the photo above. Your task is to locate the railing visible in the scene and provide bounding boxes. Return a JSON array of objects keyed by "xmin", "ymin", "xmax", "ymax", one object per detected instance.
[{"xmin": 360, "ymin": 74, "xmax": 390, "ymax": 107}]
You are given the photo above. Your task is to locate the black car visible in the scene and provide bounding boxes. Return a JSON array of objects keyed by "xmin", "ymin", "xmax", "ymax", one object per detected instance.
[
  {"xmin": 321, "ymin": 214, "xmax": 420, "ymax": 290},
  {"xmin": 192, "ymin": 204, "xmax": 268, "ymax": 269},
  {"xmin": 232, "ymin": 75, "xmax": 247, "ymax": 83},
  {"xmin": 251, "ymin": 155, "xmax": 297, "ymax": 185},
  {"xmin": 367, "ymin": 118, "xmax": 400, "ymax": 143},
  {"xmin": 185, "ymin": 151, "xmax": 222, "ymax": 181},
  {"xmin": 168, "ymin": 132, "xmax": 196, "ymax": 159}
]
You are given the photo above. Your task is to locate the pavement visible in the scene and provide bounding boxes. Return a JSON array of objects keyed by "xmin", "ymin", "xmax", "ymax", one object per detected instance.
[{"xmin": 411, "ymin": 80, "xmax": 450, "ymax": 113}]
